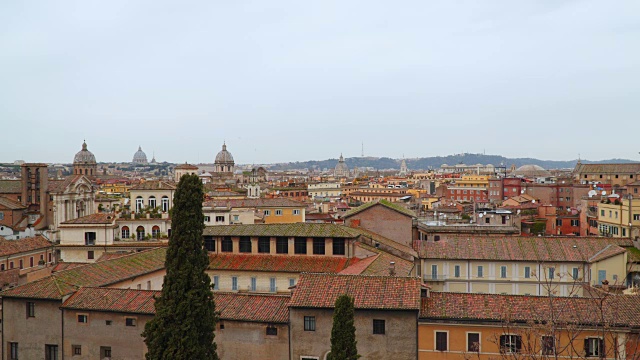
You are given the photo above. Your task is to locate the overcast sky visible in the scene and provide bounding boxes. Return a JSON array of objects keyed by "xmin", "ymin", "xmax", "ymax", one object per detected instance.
[{"xmin": 1, "ymin": 0, "xmax": 639, "ymax": 165}]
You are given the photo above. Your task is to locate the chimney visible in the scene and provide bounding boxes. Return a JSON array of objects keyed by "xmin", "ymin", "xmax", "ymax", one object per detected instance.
[
  {"xmin": 602, "ymin": 279, "xmax": 609, "ymax": 292},
  {"xmin": 350, "ymin": 219, "xmax": 361, "ymax": 228},
  {"xmin": 389, "ymin": 261, "xmax": 396, "ymax": 276}
]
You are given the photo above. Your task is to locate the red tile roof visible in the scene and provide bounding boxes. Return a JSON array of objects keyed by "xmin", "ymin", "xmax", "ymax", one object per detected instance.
[
  {"xmin": 203, "ymin": 223, "xmax": 360, "ymax": 238},
  {"xmin": 130, "ymin": 180, "xmax": 176, "ymax": 191},
  {"xmin": 420, "ymin": 292, "xmax": 640, "ymax": 327},
  {"xmin": 0, "ymin": 247, "xmax": 166, "ymax": 300},
  {"xmin": 208, "ymin": 253, "xmax": 359, "ymax": 273},
  {"xmin": 204, "ymin": 198, "xmax": 305, "ymax": 208},
  {"xmin": 47, "ymin": 175, "xmax": 87, "ymax": 193},
  {"xmin": 339, "ymin": 255, "xmax": 379, "ymax": 275},
  {"xmin": 215, "ymin": 292, "xmax": 290, "ymax": 323},
  {"xmin": 0, "ymin": 196, "xmax": 25, "ymax": 210},
  {"xmin": 289, "ymin": 273, "xmax": 421, "ymax": 310},
  {"xmin": 415, "ymin": 236, "xmax": 630, "ymax": 263},
  {"xmin": 61, "ymin": 287, "xmax": 159, "ymax": 315},
  {"xmin": 0, "ymin": 180, "xmax": 21, "ymax": 194},
  {"xmin": 0, "ymin": 236, "xmax": 52, "ymax": 257},
  {"xmin": 343, "ymin": 199, "xmax": 415, "ymax": 218},
  {"xmin": 60, "ymin": 212, "xmax": 116, "ymax": 225},
  {"xmin": 353, "ymin": 243, "xmax": 415, "ymax": 277}
]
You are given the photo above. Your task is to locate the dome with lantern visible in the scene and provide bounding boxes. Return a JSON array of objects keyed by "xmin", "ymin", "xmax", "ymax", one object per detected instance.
[{"xmin": 132, "ymin": 146, "xmax": 148, "ymax": 164}]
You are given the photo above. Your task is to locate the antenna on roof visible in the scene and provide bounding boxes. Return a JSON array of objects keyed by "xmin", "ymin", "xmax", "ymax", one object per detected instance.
[{"xmin": 361, "ymin": 142, "xmax": 364, "ymax": 157}]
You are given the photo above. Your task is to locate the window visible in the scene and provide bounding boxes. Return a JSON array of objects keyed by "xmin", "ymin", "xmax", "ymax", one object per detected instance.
[
  {"xmin": 264, "ymin": 210, "xmax": 271, "ymax": 216},
  {"xmin": 239, "ymin": 237, "xmax": 252, "ymax": 253},
  {"xmin": 100, "ymin": 346, "xmax": 112, "ymax": 359},
  {"xmin": 258, "ymin": 237, "xmax": 270, "ymax": 253},
  {"xmin": 125, "ymin": 317, "xmax": 137, "ymax": 327},
  {"xmin": 634, "ymin": 214, "xmax": 640, "ymax": 221},
  {"xmin": 215, "ymin": 215, "xmax": 225, "ymax": 223},
  {"xmin": 542, "ymin": 335, "xmax": 555, "ymax": 355},
  {"xmin": 549, "ymin": 267, "xmax": 555, "ymax": 280},
  {"xmin": 204, "ymin": 236, "xmax": 215, "ymax": 251},
  {"xmin": 289, "ymin": 278, "xmax": 295, "ymax": 287},
  {"xmin": 26, "ymin": 301, "xmax": 35, "ymax": 317},
  {"xmin": 161, "ymin": 196, "xmax": 169, "ymax": 212},
  {"xmin": 313, "ymin": 238, "xmax": 325, "ymax": 255},
  {"xmin": 373, "ymin": 319, "xmax": 385, "ymax": 335},
  {"xmin": 219, "ymin": 322, "xmax": 225, "ymax": 330},
  {"xmin": 45, "ymin": 344, "xmax": 58, "ymax": 360},
  {"xmin": 204, "ymin": 216, "xmax": 210, "ymax": 222},
  {"xmin": 435, "ymin": 331, "xmax": 448, "ymax": 351},
  {"xmin": 477, "ymin": 266, "xmax": 483, "ymax": 278},
  {"xmin": 572, "ymin": 268, "xmax": 579, "ymax": 280},
  {"xmin": 270, "ymin": 277, "xmax": 276, "ymax": 292},
  {"xmin": 0, "ymin": 264, "xmax": 4, "ymax": 271},
  {"xmin": 84, "ymin": 232, "xmax": 96, "ymax": 245},
  {"xmin": 10, "ymin": 261, "xmax": 14, "ymax": 269},
  {"xmin": 524, "ymin": 266, "xmax": 531, "ymax": 279},
  {"xmin": 136, "ymin": 197, "xmax": 144, "ymax": 212},
  {"xmin": 19, "ymin": 259, "xmax": 23, "ymax": 269},
  {"xmin": 221, "ymin": 237, "xmax": 233, "ymax": 252},
  {"xmin": 233, "ymin": 215, "xmax": 239, "ymax": 221},
  {"xmin": 500, "ymin": 334, "xmax": 522, "ymax": 353},
  {"xmin": 431, "ymin": 264, "xmax": 438, "ymax": 280},
  {"xmin": 293, "ymin": 209, "xmax": 301, "ymax": 215},
  {"xmin": 571, "ymin": 219, "xmax": 579, "ymax": 227},
  {"xmin": 454, "ymin": 265, "xmax": 460, "ymax": 278},
  {"xmin": 136, "ymin": 226, "xmax": 145, "ymax": 240},
  {"xmin": 232, "ymin": 276, "xmax": 238, "ymax": 291},
  {"xmin": 601, "ymin": 210, "xmax": 605, "ymax": 217},
  {"xmin": 294, "ymin": 238, "xmax": 307, "ymax": 254},
  {"xmin": 585, "ymin": 338, "xmax": 603, "ymax": 357},
  {"xmin": 88, "ymin": 251, "xmax": 94, "ymax": 260},
  {"xmin": 304, "ymin": 316, "xmax": 316, "ymax": 331},
  {"xmin": 250, "ymin": 277, "xmax": 257, "ymax": 291},
  {"xmin": 121, "ymin": 226, "xmax": 130, "ymax": 239},
  {"xmin": 106, "ymin": 320, "xmax": 112, "ymax": 325},
  {"xmin": 275, "ymin": 209, "xmax": 283, "ymax": 216},
  {"xmin": 266, "ymin": 326, "xmax": 278, "ymax": 336},
  {"xmin": 152, "ymin": 226, "xmax": 160, "ymax": 238},
  {"xmin": 72, "ymin": 345, "xmax": 82, "ymax": 355},
  {"xmin": 333, "ymin": 238, "xmax": 345, "ymax": 255},
  {"xmin": 9, "ymin": 342, "xmax": 18, "ymax": 360},
  {"xmin": 137, "ymin": 284, "xmax": 141, "ymax": 290},
  {"xmin": 467, "ymin": 332, "xmax": 480, "ymax": 352},
  {"xmin": 500, "ymin": 266, "xmax": 507, "ymax": 278},
  {"xmin": 77, "ymin": 314, "xmax": 88, "ymax": 323},
  {"xmin": 148, "ymin": 196, "xmax": 156, "ymax": 209},
  {"xmin": 276, "ymin": 237, "xmax": 288, "ymax": 254},
  {"xmin": 212, "ymin": 275, "xmax": 220, "ymax": 290}
]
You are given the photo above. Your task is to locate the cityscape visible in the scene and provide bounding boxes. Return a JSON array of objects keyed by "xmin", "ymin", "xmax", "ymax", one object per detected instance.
[{"xmin": 2, "ymin": 1, "xmax": 640, "ymax": 359}]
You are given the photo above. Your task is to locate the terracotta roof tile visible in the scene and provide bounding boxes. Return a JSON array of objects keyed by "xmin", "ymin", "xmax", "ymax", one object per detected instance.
[
  {"xmin": 289, "ymin": 273, "xmax": 421, "ymax": 310},
  {"xmin": 1, "ymin": 247, "xmax": 166, "ymax": 300},
  {"xmin": 574, "ymin": 163, "xmax": 640, "ymax": 175},
  {"xmin": 61, "ymin": 287, "xmax": 159, "ymax": 314},
  {"xmin": 60, "ymin": 212, "xmax": 116, "ymax": 225},
  {"xmin": 0, "ymin": 196, "xmax": 25, "ymax": 210},
  {"xmin": 0, "ymin": 236, "xmax": 52, "ymax": 257},
  {"xmin": 209, "ymin": 253, "xmax": 359, "ymax": 273},
  {"xmin": 343, "ymin": 199, "xmax": 416, "ymax": 218},
  {"xmin": 130, "ymin": 180, "xmax": 176, "ymax": 191},
  {"xmin": 215, "ymin": 292, "xmax": 290, "ymax": 323},
  {"xmin": 420, "ymin": 292, "xmax": 640, "ymax": 327},
  {"xmin": 204, "ymin": 223, "xmax": 360, "ymax": 238},
  {"xmin": 354, "ymin": 244, "xmax": 415, "ymax": 277},
  {"xmin": 0, "ymin": 180, "xmax": 21, "ymax": 194},
  {"xmin": 415, "ymin": 236, "xmax": 629, "ymax": 263},
  {"xmin": 47, "ymin": 175, "xmax": 85, "ymax": 193}
]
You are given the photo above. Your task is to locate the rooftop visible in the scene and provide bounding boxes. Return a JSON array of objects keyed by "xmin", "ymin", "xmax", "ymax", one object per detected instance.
[
  {"xmin": 203, "ymin": 198, "xmax": 305, "ymax": 208},
  {"xmin": 215, "ymin": 292, "xmax": 290, "ymax": 323},
  {"xmin": 415, "ymin": 236, "xmax": 631, "ymax": 263},
  {"xmin": 0, "ymin": 196, "xmax": 26, "ymax": 210},
  {"xmin": 0, "ymin": 236, "xmax": 52, "ymax": 257},
  {"xmin": 130, "ymin": 180, "xmax": 176, "ymax": 191},
  {"xmin": 203, "ymin": 223, "xmax": 360, "ymax": 238},
  {"xmin": 289, "ymin": 273, "xmax": 421, "ymax": 310},
  {"xmin": 343, "ymin": 199, "xmax": 415, "ymax": 219},
  {"xmin": 60, "ymin": 212, "xmax": 116, "ymax": 225},
  {"xmin": 61, "ymin": 287, "xmax": 158, "ymax": 315}
]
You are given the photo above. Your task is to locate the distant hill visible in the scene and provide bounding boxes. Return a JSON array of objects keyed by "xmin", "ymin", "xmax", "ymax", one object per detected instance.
[{"xmin": 265, "ymin": 154, "xmax": 636, "ymax": 171}]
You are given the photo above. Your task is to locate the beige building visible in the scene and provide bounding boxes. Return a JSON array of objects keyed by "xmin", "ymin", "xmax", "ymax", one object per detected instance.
[
  {"xmin": 597, "ymin": 196, "xmax": 640, "ymax": 239},
  {"xmin": 416, "ymin": 236, "xmax": 631, "ymax": 296},
  {"xmin": 308, "ymin": 182, "xmax": 342, "ymax": 199},
  {"xmin": 289, "ymin": 273, "xmax": 422, "ymax": 360},
  {"xmin": 129, "ymin": 180, "xmax": 176, "ymax": 214},
  {"xmin": 173, "ymin": 163, "xmax": 199, "ymax": 182},
  {"xmin": 203, "ymin": 198, "xmax": 306, "ymax": 225}
]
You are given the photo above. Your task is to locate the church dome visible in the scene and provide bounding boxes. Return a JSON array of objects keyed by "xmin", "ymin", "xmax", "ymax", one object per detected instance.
[
  {"xmin": 513, "ymin": 164, "xmax": 551, "ymax": 178},
  {"xmin": 133, "ymin": 146, "xmax": 148, "ymax": 164},
  {"xmin": 73, "ymin": 141, "xmax": 96, "ymax": 164},
  {"xmin": 215, "ymin": 143, "xmax": 234, "ymax": 164}
]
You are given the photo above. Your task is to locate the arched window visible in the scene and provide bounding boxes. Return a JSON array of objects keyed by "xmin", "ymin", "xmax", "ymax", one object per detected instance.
[
  {"xmin": 136, "ymin": 196, "xmax": 144, "ymax": 213},
  {"xmin": 161, "ymin": 196, "xmax": 169, "ymax": 212},
  {"xmin": 121, "ymin": 226, "xmax": 130, "ymax": 239},
  {"xmin": 152, "ymin": 225, "xmax": 160, "ymax": 239},
  {"xmin": 148, "ymin": 196, "xmax": 157, "ymax": 209},
  {"xmin": 136, "ymin": 226, "xmax": 145, "ymax": 240}
]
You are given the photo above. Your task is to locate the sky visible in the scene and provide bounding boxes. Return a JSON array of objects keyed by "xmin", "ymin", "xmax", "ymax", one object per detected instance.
[{"xmin": 1, "ymin": 0, "xmax": 639, "ymax": 165}]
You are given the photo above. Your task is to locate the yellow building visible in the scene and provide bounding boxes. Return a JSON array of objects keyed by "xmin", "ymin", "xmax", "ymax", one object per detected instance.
[{"xmin": 597, "ymin": 197, "xmax": 640, "ymax": 238}]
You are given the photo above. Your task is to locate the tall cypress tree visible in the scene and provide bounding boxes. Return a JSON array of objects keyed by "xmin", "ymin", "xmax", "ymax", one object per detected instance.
[
  {"xmin": 142, "ymin": 174, "xmax": 219, "ymax": 360},
  {"xmin": 328, "ymin": 294, "xmax": 360, "ymax": 360}
]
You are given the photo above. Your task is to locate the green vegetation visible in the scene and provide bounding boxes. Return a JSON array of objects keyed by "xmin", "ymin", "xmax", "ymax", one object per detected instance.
[
  {"xmin": 328, "ymin": 294, "xmax": 360, "ymax": 360},
  {"xmin": 142, "ymin": 174, "xmax": 219, "ymax": 360}
]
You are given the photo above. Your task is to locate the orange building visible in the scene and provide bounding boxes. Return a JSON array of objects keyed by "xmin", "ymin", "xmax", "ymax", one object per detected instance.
[{"xmin": 419, "ymin": 292, "xmax": 640, "ymax": 360}]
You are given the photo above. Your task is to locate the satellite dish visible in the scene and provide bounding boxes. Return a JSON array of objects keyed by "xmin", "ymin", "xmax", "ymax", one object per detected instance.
[
  {"xmin": 483, "ymin": 211, "xmax": 487, "ymax": 215},
  {"xmin": 588, "ymin": 190, "xmax": 597, "ymax": 197},
  {"xmin": 479, "ymin": 213, "xmax": 483, "ymax": 218},
  {"xmin": 602, "ymin": 191, "xmax": 607, "ymax": 195},
  {"xmin": 521, "ymin": 190, "xmax": 525, "ymax": 194},
  {"xmin": 532, "ymin": 200, "xmax": 535, "ymax": 203},
  {"xmin": 517, "ymin": 209, "xmax": 521, "ymax": 214}
]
